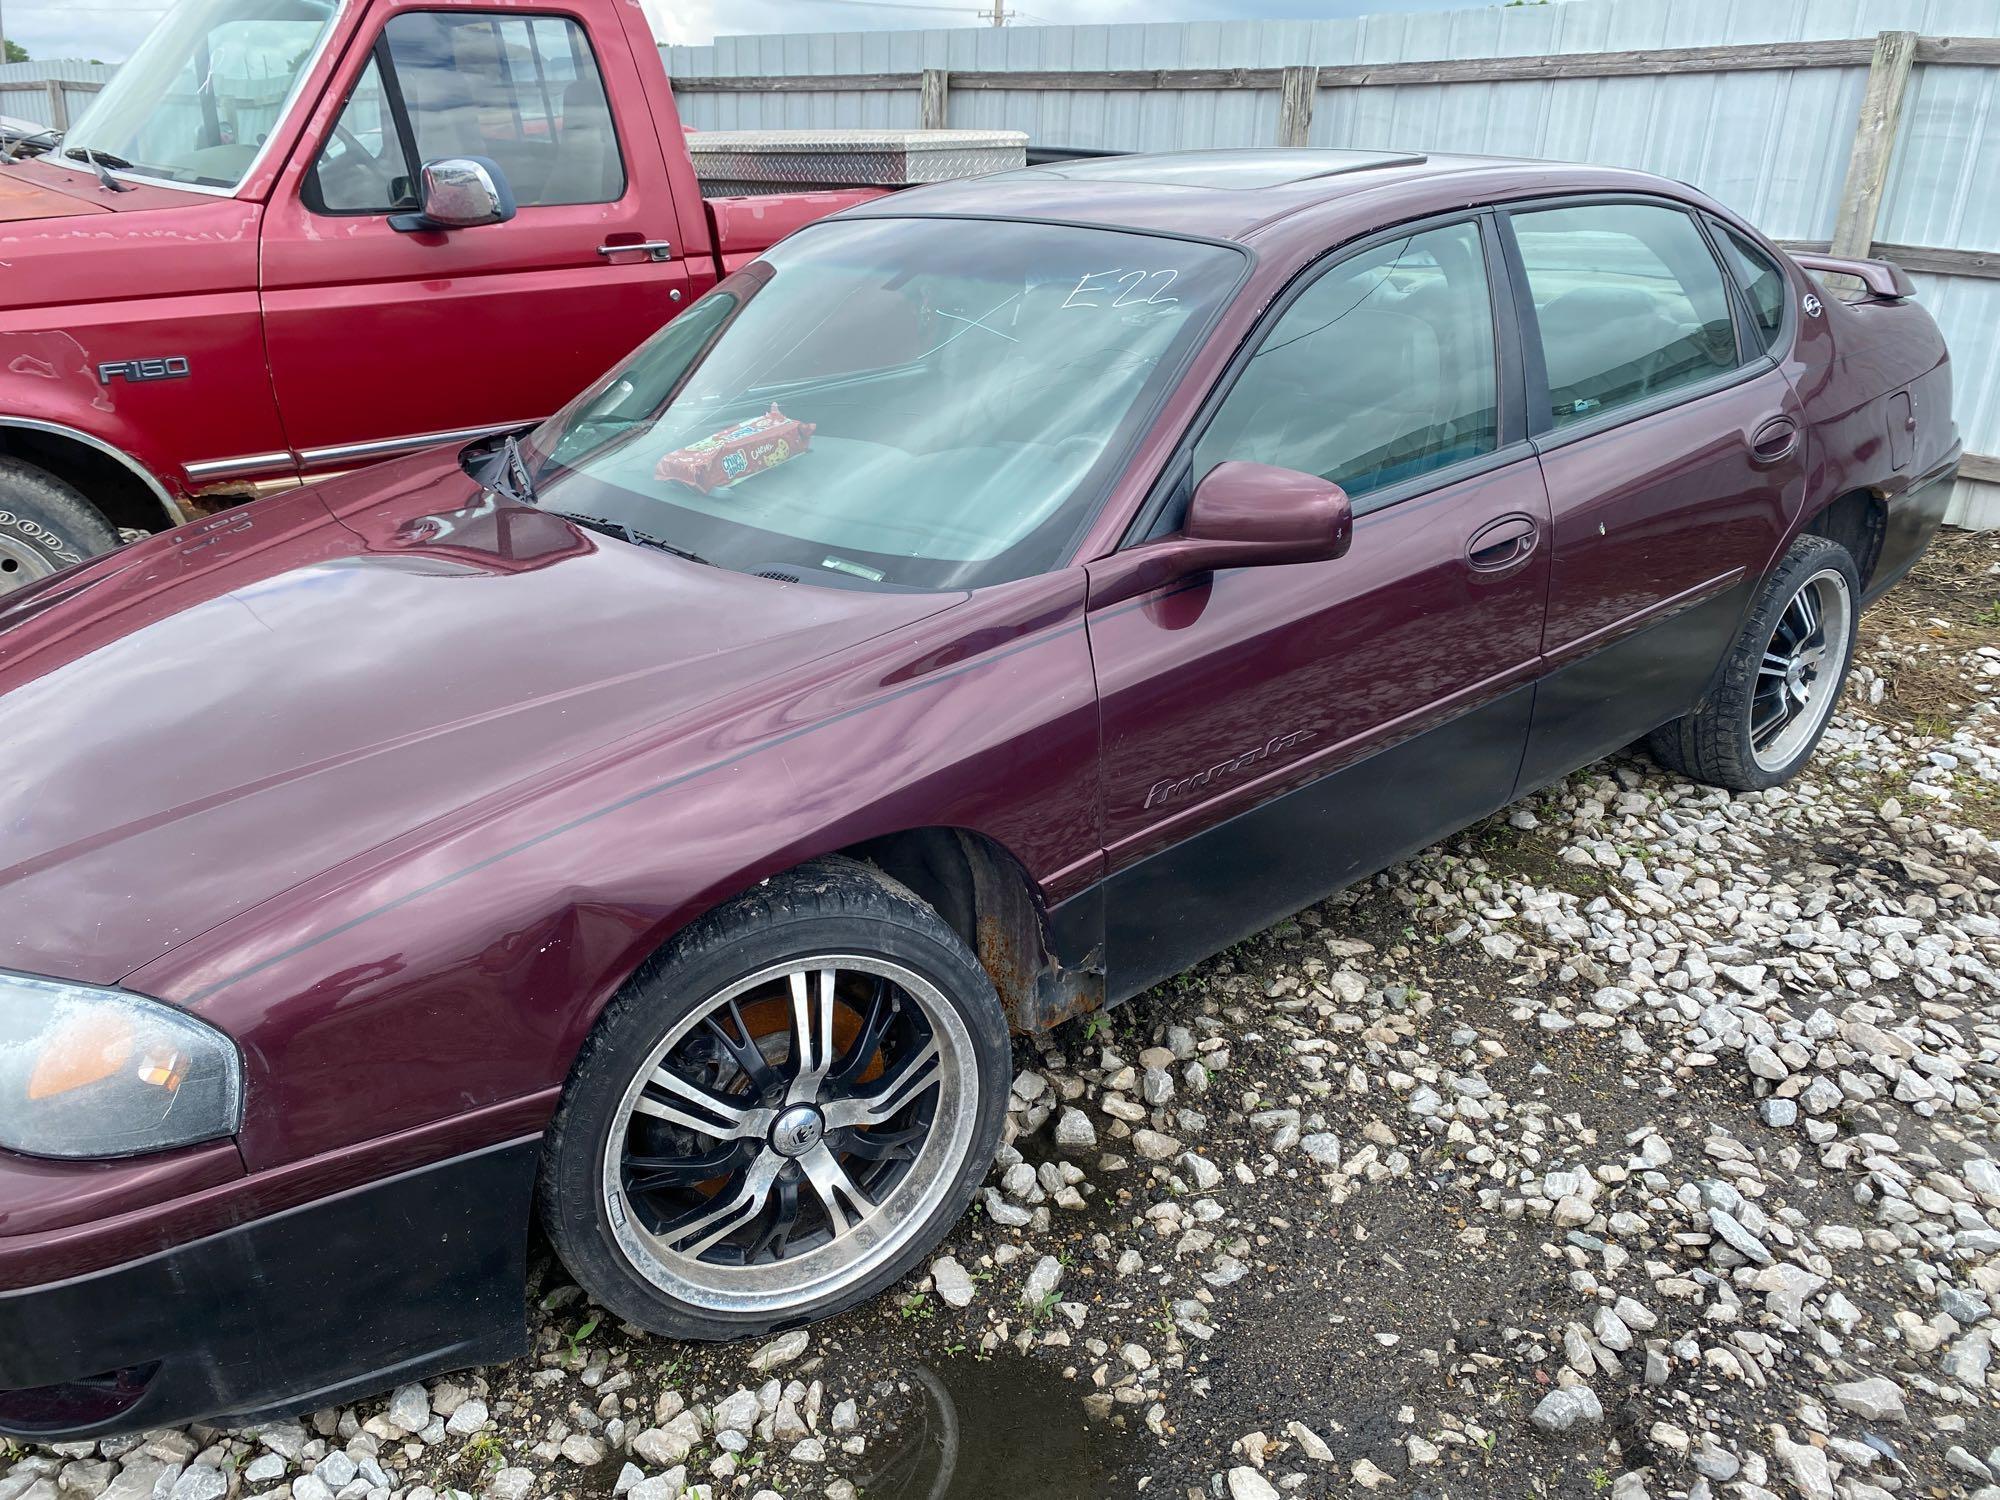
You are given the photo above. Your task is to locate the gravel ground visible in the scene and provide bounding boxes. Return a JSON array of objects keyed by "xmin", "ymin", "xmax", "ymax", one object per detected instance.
[{"xmin": 10, "ymin": 530, "xmax": 2000, "ymax": 1500}]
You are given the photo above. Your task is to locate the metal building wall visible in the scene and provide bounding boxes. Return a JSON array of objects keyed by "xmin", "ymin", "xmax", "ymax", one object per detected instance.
[
  {"xmin": 664, "ymin": 0, "xmax": 2000, "ymax": 525},
  {"xmin": 0, "ymin": 60, "xmax": 115, "ymax": 129}
]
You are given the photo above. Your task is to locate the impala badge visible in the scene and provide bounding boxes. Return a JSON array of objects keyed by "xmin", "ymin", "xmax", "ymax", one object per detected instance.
[{"xmin": 1145, "ymin": 729, "xmax": 1315, "ymax": 810}]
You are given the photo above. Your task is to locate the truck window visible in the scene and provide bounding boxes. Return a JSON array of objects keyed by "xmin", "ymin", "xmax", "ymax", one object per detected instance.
[
  {"xmin": 60, "ymin": 0, "xmax": 341, "ymax": 192},
  {"xmin": 306, "ymin": 10, "xmax": 625, "ymax": 214}
]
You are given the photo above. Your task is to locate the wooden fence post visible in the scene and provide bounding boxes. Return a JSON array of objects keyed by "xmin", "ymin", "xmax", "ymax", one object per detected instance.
[
  {"xmin": 1830, "ymin": 29, "xmax": 1917, "ymax": 259},
  {"xmin": 44, "ymin": 77, "xmax": 68, "ymax": 131},
  {"xmin": 1277, "ymin": 64, "xmax": 1317, "ymax": 147},
  {"xmin": 919, "ymin": 68, "xmax": 949, "ymax": 130}
]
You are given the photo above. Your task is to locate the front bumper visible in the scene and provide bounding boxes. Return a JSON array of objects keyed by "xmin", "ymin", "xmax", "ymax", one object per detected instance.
[{"xmin": 0, "ymin": 1137, "xmax": 536, "ymax": 1440}]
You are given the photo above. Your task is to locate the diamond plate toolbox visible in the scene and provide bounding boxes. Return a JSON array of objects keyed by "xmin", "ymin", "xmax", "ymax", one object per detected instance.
[{"xmin": 687, "ymin": 129, "xmax": 1028, "ymax": 194}]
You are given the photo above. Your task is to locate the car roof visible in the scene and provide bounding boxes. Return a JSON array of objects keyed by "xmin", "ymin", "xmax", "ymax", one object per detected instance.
[{"xmin": 841, "ymin": 147, "xmax": 1705, "ymax": 245}]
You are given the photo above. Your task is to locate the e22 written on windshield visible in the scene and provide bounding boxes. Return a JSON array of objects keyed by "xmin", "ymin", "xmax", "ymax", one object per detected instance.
[{"xmin": 1061, "ymin": 269, "xmax": 1181, "ymax": 309}]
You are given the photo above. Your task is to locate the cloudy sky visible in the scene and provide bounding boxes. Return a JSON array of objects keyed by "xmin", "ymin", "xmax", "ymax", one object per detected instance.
[{"xmin": 1, "ymin": 0, "xmax": 1481, "ymax": 64}]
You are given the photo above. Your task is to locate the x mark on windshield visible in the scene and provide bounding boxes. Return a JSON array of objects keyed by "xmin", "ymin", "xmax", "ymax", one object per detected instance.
[{"xmin": 927, "ymin": 292, "xmax": 1024, "ymax": 350}]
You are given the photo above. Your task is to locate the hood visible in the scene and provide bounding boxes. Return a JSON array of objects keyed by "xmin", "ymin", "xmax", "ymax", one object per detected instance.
[
  {"xmin": 0, "ymin": 455, "xmax": 962, "ymax": 986},
  {"xmin": 0, "ymin": 162, "xmax": 111, "ymax": 223}
]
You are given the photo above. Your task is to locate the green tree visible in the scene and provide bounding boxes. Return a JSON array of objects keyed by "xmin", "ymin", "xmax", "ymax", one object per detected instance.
[{"xmin": 3, "ymin": 41, "xmax": 29, "ymax": 64}]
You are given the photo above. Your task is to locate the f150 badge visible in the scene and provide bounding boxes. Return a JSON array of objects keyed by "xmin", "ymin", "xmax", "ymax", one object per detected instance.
[{"xmin": 98, "ymin": 356, "xmax": 190, "ymax": 384}]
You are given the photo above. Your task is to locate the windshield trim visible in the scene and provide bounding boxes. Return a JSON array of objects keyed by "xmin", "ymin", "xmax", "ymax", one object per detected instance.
[{"xmin": 64, "ymin": 0, "xmax": 350, "ymax": 199}]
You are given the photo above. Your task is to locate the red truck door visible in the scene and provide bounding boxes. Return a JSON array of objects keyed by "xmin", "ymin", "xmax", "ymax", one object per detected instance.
[{"xmin": 258, "ymin": 0, "xmax": 693, "ymax": 475}]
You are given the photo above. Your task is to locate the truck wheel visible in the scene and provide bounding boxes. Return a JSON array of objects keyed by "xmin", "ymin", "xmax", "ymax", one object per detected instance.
[
  {"xmin": 1647, "ymin": 534, "xmax": 1860, "ymax": 792},
  {"xmin": 0, "ymin": 458, "xmax": 121, "ymax": 593},
  {"xmin": 540, "ymin": 856, "xmax": 1010, "ymax": 1340}
]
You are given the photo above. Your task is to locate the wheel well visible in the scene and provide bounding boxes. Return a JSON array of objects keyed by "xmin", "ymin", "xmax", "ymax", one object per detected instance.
[
  {"xmin": 835, "ymin": 827, "xmax": 1099, "ymax": 1034},
  {"xmin": 0, "ymin": 427, "xmax": 179, "ymax": 536},
  {"xmin": 1803, "ymin": 490, "xmax": 1886, "ymax": 590}
]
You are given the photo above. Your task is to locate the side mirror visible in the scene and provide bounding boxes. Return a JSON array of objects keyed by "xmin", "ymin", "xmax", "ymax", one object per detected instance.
[
  {"xmin": 1182, "ymin": 461, "xmax": 1354, "ymax": 570},
  {"xmin": 1089, "ymin": 462, "xmax": 1352, "ymax": 608},
  {"xmin": 389, "ymin": 156, "xmax": 517, "ymax": 234}
]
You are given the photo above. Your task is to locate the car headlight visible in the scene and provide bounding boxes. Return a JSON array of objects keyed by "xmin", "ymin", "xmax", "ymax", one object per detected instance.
[{"xmin": 0, "ymin": 972, "xmax": 242, "ymax": 1159}]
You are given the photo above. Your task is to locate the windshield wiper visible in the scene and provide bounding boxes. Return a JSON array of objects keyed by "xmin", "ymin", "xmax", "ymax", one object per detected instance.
[
  {"xmin": 63, "ymin": 146, "xmax": 132, "ymax": 192},
  {"xmin": 492, "ymin": 433, "xmax": 535, "ymax": 503},
  {"xmin": 558, "ymin": 512, "xmax": 710, "ymax": 567}
]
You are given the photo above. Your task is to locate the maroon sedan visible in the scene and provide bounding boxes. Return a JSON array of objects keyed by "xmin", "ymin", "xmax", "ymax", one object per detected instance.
[{"xmin": 0, "ymin": 149, "xmax": 1958, "ymax": 1438}]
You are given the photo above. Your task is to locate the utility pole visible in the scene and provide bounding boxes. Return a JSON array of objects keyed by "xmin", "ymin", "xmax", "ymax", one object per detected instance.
[{"xmin": 983, "ymin": 0, "xmax": 1007, "ymax": 24}]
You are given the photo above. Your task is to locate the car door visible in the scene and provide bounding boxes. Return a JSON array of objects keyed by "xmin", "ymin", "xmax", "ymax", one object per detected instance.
[
  {"xmin": 258, "ymin": 0, "xmax": 692, "ymax": 475},
  {"xmin": 1502, "ymin": 197, "xmax": 1810, "ymax": 791},
  {"xmin": 1085, "ymin": 214, "xmax": 1552, "ymax": 1001}
]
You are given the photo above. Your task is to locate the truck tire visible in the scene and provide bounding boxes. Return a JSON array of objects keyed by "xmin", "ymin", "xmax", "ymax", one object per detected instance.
[
  {"xmin": 540, "ymin": 856, "xmax": 1011, "ymax": 1340},
  {"xmin": 1647, "ymin": 535, "xmax": 1860, "ymax": 792},
  {"xmin": 0, "ymin": 457, "xmax": 121, "ymax": 593}
]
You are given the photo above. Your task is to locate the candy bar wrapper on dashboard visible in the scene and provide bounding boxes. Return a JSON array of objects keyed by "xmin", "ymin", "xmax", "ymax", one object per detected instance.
[{"xmin": 654, "ymin": 405, "xmax": 816, "ymax": 494}]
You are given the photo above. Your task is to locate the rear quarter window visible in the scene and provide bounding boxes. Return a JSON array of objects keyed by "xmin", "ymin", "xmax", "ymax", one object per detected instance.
[{"xmin": 1715, "ymin": 226, "xmax": 1790, "ymax": 353}]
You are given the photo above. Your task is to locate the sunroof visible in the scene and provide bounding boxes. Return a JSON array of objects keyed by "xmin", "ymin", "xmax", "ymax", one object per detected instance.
[{"xmin": 1014, "ymin": 149, "xmax": 1428, "ymax": 190}]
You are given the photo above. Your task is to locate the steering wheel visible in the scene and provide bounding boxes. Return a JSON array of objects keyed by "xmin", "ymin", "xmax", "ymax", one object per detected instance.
[{"xmin": 331, "ymin": 121, "xmax": 396, "ymax": 199}]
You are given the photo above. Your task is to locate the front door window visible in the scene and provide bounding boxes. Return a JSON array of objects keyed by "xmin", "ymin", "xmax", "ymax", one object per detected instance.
[
  {"xmin": 1193, "ymin": 220, "xmax": 1499, "ymax": 501},
  {"xmin": 306, "ymin": 10, "xmax": 626, "ymax": 214}
]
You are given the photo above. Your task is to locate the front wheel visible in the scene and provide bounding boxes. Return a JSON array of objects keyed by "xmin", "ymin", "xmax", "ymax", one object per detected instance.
[
  {"xmin": 1647, "ymin": 534, "xmax": 1860, "ymax": 792},
  {"xmin": 0, "ymin": 457, "xmax": 120, "ymax": 595},
  {"xmin": 540, "ymin": 857, "xmax": 1011, "ymax": 1340}
]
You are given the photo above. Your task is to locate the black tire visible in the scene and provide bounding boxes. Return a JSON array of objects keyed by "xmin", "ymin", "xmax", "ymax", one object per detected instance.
[
  {"xmin": 0, "ymin": 457, "xmax": 120, "ymax": 592},
  {"xmin": 540, "ymin": 856, "xmax": 1011, "ymax": 1340},
  {"xmin": 1647, "ymin": 534, "xmax": 1861, "ymax": 792}
]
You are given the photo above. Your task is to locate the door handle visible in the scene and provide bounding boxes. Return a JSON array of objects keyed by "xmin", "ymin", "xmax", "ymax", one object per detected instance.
[
  {"xmin": 1467, "ymin": 514, "xmax": 1538, "ymax": 570},
  {"xmin": 1749, "ymin": 415, "xmax": 1800, "ymax": 467},
  {"xmin": 597, "ymin": 239, "xmax": 675, "ymax": 262}
]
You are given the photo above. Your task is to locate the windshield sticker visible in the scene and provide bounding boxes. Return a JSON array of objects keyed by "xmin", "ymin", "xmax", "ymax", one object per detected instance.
[
  {"xmin": 1062, "ymin": 269, "xmax": 1182, "ymax": 309},
  {"xmin": 655, "ymin": 404, "xmax": 815, "ymax": 494}
]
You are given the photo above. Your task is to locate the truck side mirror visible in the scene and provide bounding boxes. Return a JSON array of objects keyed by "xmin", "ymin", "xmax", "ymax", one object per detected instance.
[{"xmin": 389, "ymin": 156, "xmax": 517, "ymax": 233}]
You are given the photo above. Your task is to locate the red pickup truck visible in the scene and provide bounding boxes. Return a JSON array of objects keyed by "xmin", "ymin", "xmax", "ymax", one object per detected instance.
[{"xmin": 0, "ymin": 0, "xmax": 887, "ymax": 590}]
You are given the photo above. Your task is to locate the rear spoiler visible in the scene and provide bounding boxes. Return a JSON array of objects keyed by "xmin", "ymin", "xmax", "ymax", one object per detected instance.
[{"xmin": 1790, "ymin": 250, "xmax": 1916, "ymax": 301}]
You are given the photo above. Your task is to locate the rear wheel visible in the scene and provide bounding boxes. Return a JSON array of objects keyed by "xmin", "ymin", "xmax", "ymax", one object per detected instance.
[
  {"xmin": 540, "ymin": 857, "xmax": 1011, "ymax": 1339},
  {"xmin": 1647, "ymin": 534, "xmax": 1859, "ymax": 791},
  {"xmin": 0, "ymin": 457, "xmax": 120, "ymax": 595}
]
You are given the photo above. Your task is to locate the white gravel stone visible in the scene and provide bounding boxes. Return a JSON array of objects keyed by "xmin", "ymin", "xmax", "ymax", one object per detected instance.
[
  {"xmin": 1828, "ymin": 1377, "xmax": 1907, "ymax": 1422},
  {"xmin": 1530, "ymin": 1385, "xmax": 1603, "ymax": 1434},
  {"xmin": 931, "ymin": 1255, "xmax": 976, "ymax": 1308},
  {"xmin": 1224, "ymin": 1468, "xmax": 1279, "ymax": 1500}
]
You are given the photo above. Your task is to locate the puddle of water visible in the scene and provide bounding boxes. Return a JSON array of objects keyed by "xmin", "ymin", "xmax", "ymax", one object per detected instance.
[{"xmin": 855, "ymin": 1358, "xmax": 1126, "ymax": 1500}]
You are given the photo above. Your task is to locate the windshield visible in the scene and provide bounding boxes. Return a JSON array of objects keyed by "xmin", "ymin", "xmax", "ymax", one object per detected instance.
[
  {"xmin": 524, "ymin": 216, "xmax": 1245, "ymax": 590},
  {"xmin": 62, "ymin": 0, "xmax": 339, "ymax": 191}
]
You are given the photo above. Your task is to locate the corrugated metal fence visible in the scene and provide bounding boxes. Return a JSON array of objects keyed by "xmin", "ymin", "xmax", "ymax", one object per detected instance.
[
  {"xmin": 665, "ymin": 0, "xmax": 2000, "ymax": 526},
  {"xmin": 0, "ymin": 60, "xmax": 113, "ymax": 131}
]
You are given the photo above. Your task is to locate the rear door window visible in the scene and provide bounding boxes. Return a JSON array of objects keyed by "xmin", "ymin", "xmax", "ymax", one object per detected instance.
[{"xmin": 1510, "ymin": 202, "xmax": 1740, "ymax": 427}]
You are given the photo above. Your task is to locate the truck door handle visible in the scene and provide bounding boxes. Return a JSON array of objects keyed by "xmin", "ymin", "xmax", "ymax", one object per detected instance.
[
  {"xmin": 1749, "ymin": 415, "xmax": 1800, "ymax": 466},
  {"xmin": 1467, "ymin": 514, "xmax": 1538, "ymax": 570},
  {"xmin": 598, "ymin": 239, "xmax": 675, "ymax": 262}
]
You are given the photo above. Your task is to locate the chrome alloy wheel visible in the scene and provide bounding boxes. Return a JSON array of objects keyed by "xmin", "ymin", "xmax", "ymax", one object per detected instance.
[
  {"xmin": 601, "ymin": 955, "xmax": 978, "ymax": 1314},
  {"xmin": 1750, "ymin": 567, "xmax": 1852, "ymax": 772}
]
